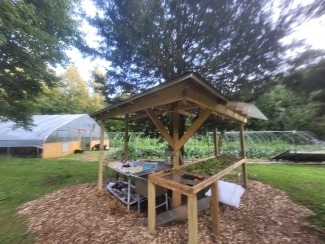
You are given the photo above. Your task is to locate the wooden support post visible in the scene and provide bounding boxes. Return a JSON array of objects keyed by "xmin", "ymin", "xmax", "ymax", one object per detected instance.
[
  {"xmin": 239, "ymin": 122, "xmax": 246, "ymax": 158},
  {"xmin": 148, "ymin": 181, "xmax": 156, "ymax": 234},
  {"xmin": 123, "ymin": 115, "xmax": 129, "ymax": 162},
  {"xmin": 98, "ymin": 120, "xmax": 105, "ymax": 191},
  {"xmin": 172, "ymin": 112, "xmax": 182, "ymax": 208},
  {"xmin": 242, "ymin": 162, "xmax": 248, "ymax": 188},
  {"xmin": 214, "ymin": 128, "xmax": 219, "ymax": 157},
  {"xmin": 210, "ymin": 181, "xmax": 220, "ymax": 236},
  {"xmin": 188, "ymin": 195, "xmax": 198, "ymax": 244},
  {"xmin": 239, "ymin": 122, "xmax": 248, "ymax": 187},
  {"xmin": 173, "ymin": 112, "xmax": 180, "ymax": 169}
]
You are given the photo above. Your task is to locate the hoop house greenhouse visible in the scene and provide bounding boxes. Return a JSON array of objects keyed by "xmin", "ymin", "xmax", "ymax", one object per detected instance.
[{"xmin": 0, "ymin": 114, "xmax": 109, "ymax": 158}]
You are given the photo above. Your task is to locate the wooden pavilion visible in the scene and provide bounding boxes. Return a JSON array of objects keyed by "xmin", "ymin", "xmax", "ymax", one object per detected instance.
[{"xmin": 91, "ymin": 72, "xmax": 267, "ymax": 244}]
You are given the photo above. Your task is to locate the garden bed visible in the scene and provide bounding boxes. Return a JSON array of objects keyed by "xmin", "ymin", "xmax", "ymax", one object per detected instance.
[{"xmin": 182, "ymin": 156, "xmax": 237, "ymax": 175}]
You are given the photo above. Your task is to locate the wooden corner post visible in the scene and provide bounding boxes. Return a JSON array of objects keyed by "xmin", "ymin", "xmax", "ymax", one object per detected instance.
[
  {"xmin": 172, "ymin": 112, "xmax": 182, "ymax": 208},
  {"xmin": 214, "ymin": 128, "xmax": 219, "ymax": 157},
  {"xmin": 148, "ymin": 180, "xmax": 156, "ymax": 234},
  {"xmin": 210, "ymin": 181, "xmax": 220, "ymax": 236},
  {"xmin": 239, "ymin": 122, "xmax": 248, "ymax": 187},
  {"xmin": 188, "ymin": 195, "xmax": 198, "ymax": 244},
  {"xmin": 98, "ymin": 120, "xmax": 105, "ymax": 191},
  {"xmin": 122, "ymin": 114, "xmax": 129, "ymax": 162}
]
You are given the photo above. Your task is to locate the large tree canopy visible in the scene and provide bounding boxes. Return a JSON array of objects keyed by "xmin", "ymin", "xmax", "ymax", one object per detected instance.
[
  {"xmin": 89, "ymin": 0, "xmax": 320, "ymax": 99},
  {"xmin": 0, "ymin": 0, "xmax": 82, "ymax": 127}
]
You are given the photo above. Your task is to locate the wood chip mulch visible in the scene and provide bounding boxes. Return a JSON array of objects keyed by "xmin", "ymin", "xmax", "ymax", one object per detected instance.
[{"xmin": 18, "ymin": 180, "xmax": 324, "ymax": 244}]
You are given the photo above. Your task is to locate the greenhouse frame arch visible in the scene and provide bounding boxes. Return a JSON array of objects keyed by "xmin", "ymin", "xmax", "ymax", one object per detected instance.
[{"xmin": 0, "ymin": 114, "xmax": 109, "ymax": 158}]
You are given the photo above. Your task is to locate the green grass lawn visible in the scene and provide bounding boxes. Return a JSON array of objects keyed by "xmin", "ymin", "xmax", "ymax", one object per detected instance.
[
  {"xmin": 0, "ymin": 154, "xmax": 324, "ymax": 243},
  {"xmin": 0, "ymin": 154, "xmax": 99, "ymax": 244},
  {"xmin": 247, "ymin": 163, "xmax": 325, "ymax": 230}
]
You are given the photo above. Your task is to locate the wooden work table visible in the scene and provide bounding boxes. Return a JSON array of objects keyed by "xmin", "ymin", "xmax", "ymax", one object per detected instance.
[{"xmin": 147, "ymin": 157, "xmax": 246, "ymax": 244}]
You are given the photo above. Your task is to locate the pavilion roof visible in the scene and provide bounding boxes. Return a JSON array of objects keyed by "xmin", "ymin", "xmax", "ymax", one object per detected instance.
[{"xmin": 91, "ymin": 72, "xmax": 267, "ymax": 122}]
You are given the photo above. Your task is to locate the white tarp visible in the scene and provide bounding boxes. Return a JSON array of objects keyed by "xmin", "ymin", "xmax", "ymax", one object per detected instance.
[{"xmin": 205, "ymin": 180, "xmax": 245, "ymax": 208}]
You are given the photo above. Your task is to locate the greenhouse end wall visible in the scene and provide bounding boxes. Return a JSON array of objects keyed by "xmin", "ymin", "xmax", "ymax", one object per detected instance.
[
  {"xmin": 43, "ymin": 141, "xmax": 80, "ymax": 159},
  {"xmin": 42, "ymin": 139, "xmax": 109, "ymax": 159}
]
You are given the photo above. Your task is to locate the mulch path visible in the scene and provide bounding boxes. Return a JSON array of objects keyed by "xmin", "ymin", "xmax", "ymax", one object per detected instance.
[{"xmin": 19, "ymin": 180, "xmax": 324, "ymax": 244}]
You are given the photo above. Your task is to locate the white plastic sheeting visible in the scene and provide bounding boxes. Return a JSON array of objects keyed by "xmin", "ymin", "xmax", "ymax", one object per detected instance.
[
  {"xmin": 226, "ymin": 102, "xmax": 268, "ymax": 120},
  {"xmin": 205, "ymin": 180, "xmax": 245, "ymax": 208},
  {"xmin": 0, "ymin": 114, "xmax": 106, "ymax": 148}
]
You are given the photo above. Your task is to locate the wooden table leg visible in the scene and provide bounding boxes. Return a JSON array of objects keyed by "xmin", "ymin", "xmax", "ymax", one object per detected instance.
[
  {"xmin": 148, "ymin": 181, "xmax": 156, "ymax": 234},
  {"xmin": 188, "ymin": 195, "xmax": 198, "ymax": 244},
  {"xmin": 172, "ymin": 191, "xmax": 181, "ymax": 208},
  {"xmin": 242, "ymin": 162, "xmax": 248, "ymax": 188},
  {"xmin": 210, "ymin": 181, "xmax": 220, "ymax": 236},
  {"xmin": 172, "ymin": 166, "xmax": 182, "ymax": 208}
]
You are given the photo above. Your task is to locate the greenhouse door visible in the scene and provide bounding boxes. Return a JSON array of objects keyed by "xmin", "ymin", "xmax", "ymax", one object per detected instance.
[{"xmin": 80, "ymin": 136, "xmax": 90, "ymax": 150}]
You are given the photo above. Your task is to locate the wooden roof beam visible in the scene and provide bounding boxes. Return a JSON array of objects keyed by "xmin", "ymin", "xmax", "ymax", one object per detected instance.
[
  {"xmin": 126, "ymin": 102, "xmax": 198, "ymax": 121},
  {"xmin": 108, "ymin": 117, "xmax": 125, "ymax": 121},
  {"xmin": 184, "ymin": 89, "xmax": 247, "ymax": 122},
  {"xmin": 175, "ymin": 109, "xmax": 212, "ymax": 151},
  {"xmin": 145, "ymin": 108, "xmax": 175, "ymax": 150},
  {"xmin": 94, "ymin": 83, "xmax": 187, "ymax": 120},
  {"xmin": 127, "ymin": 109, "xmax": 196, "ymax": 121}
]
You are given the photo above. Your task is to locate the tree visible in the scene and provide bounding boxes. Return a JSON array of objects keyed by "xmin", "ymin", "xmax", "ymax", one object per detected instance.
[
  {"xmin": 304, "ymin": 0, "xmax": 325, "ymax": 18},
  {"xmin": 246, "ymin": 58, "xmax": 325, "ymax": 138},
  {"xmin": 34, "ymin": 65, "xmax": 106, "ymax": 114},
  {"xmin": 284, "ymin": 58, "xmax": 325, "ymax": 94},
  {"xmin": 89, "ymin": 0, "xmax": 320, "ymax": 99},
  {"xmin": 0, "ymin": 0, "xmax": 83, "ymax": 128},
  {"xmin": 282, "ymin": 58, "xmax": 325, "ymax": 137},
  {"xmin": 90, "ymin": 67, "xmax": 110, "ymax": 101}
]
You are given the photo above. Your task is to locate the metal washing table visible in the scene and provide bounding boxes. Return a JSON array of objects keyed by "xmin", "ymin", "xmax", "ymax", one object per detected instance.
[{"xmin": 105, "ymin": 160, "xmax": 171, "ymax": 210}]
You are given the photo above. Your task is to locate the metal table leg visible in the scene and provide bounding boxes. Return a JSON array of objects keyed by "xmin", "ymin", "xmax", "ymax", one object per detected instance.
[{"xmin": 127, "ymin": 176, "xmax": 131, "ymax": 211}]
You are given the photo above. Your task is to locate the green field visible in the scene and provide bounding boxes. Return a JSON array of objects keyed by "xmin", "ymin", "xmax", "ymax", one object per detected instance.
[
  {"xmin": 0, "ymin": 154, "xmax": 324, "ymax": 243},
  {"xmin": 0, "ymin": 154, "xmax": 99, "ymax": 244},
  {"xmin": 247, "ymin": 163, "xmax": 325, "ymax": 229}
]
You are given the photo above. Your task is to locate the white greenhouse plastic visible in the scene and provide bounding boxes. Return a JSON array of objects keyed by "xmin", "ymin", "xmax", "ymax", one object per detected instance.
[{"xmin": 0, "ymin": 114, "xmax": 108, "ymax": 158}]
